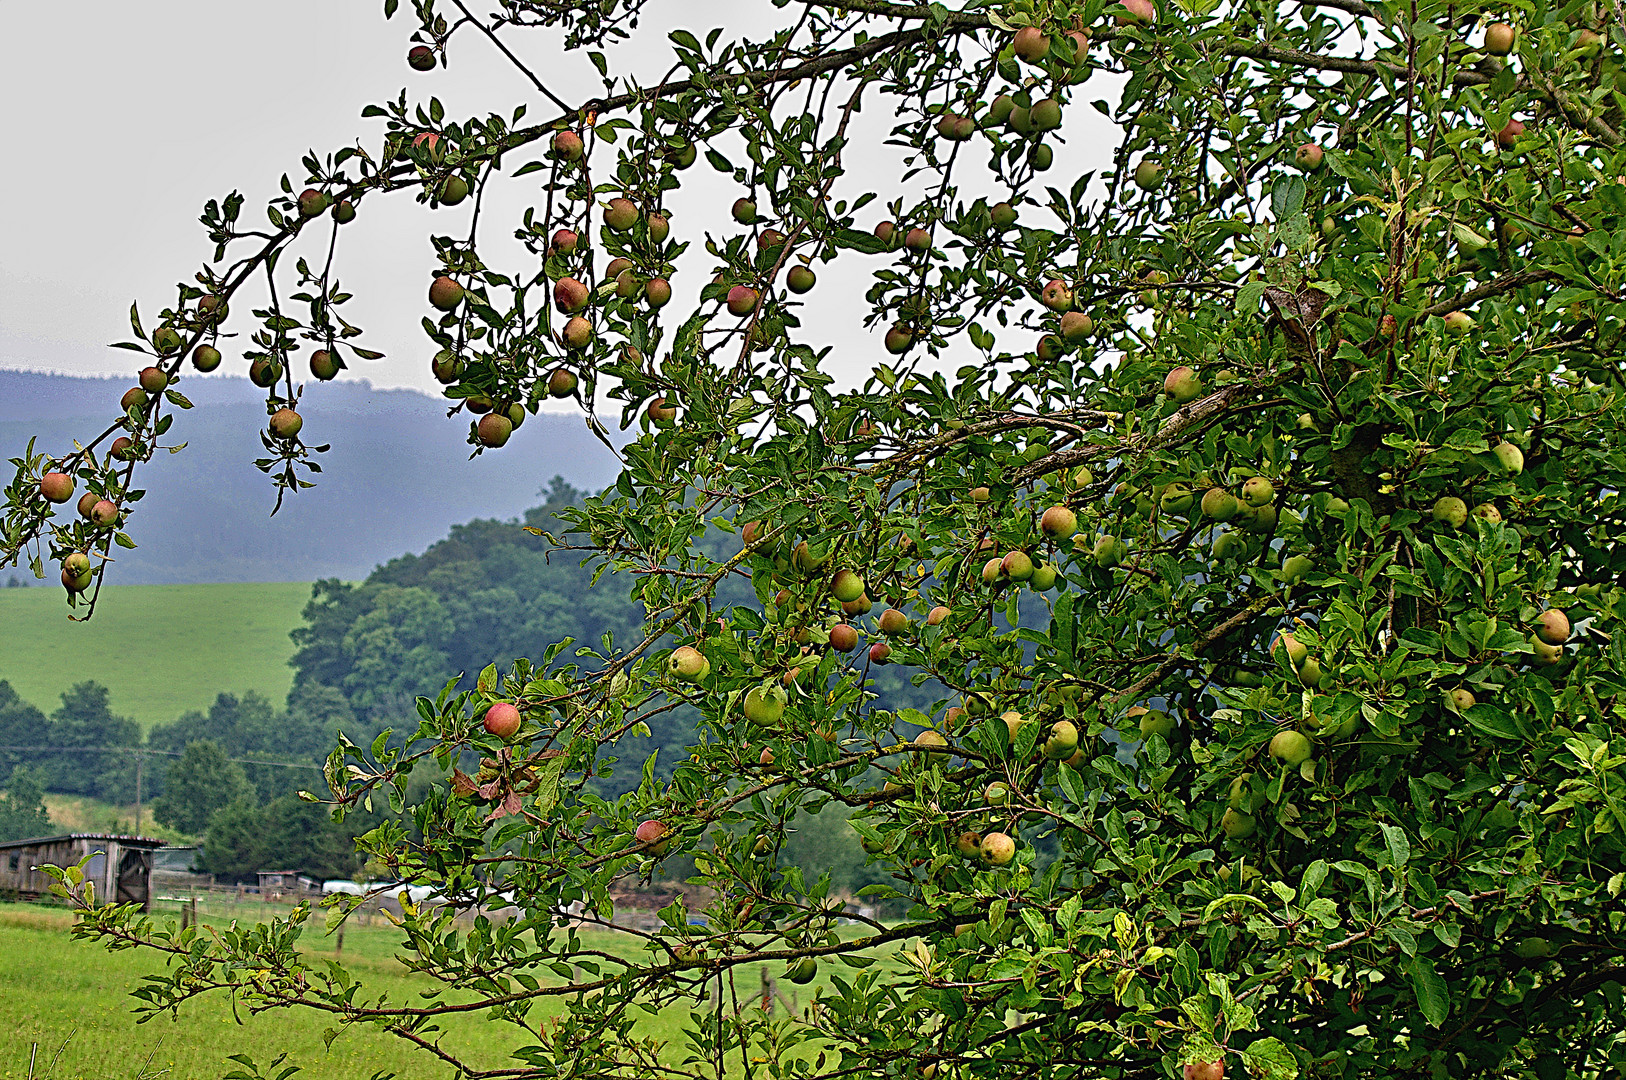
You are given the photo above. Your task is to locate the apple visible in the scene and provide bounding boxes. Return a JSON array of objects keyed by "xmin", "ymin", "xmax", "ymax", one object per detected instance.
[
  {"xmin": 1269, "ymin": 729, "xmax": 1313, "ymax": 767},
  {"xmin": 1001, "ymin": 711, "xmax": 1027, "ymax": 743},
  {"xmin": 1003, "ymin": 106, "xmax": 1032, "ymax": 137},
  {"xmin": 601, "ymin": 197, "xmax": 639, "ymax": 232},
  {"xmin": 1297, "ymin": 658, "xmax": 1323, "ymax": 687},
  {"xmin": 109, "ymin": 437, "xmax": 135, "ymax": 461},
  {"xmin": 1012, "ymin": 26, "xmax": 1050, "ymax": 62},
  {"xmin": 981, "ymin": 557, "xmax": 1006, "ymax": 586},
  {"xmin": 297, "ymin": 188, "xmax": 328, "ymax": 219},
  {"xmin": 76, "ymin": 492, "xmax": 98, "ymax": 519},
  {"xmin": 555, "ymin": 316, "xmax": 592, "ymax": 350},
  {"xmin": 648, "ymin": 214, "xmax": 671, "ymax": 243},
  {"xmin": 1030, "ymin": 99, "xmax": 1062, "ymax": 131},
  {"xmin": 644, "ymin": 278, "xmax": 672, "ymax": 308},
  {"xmin": 904, "ymin": 227, "xmax": 932, "ymax": 252},
  {"xmin": 332, "ymin": 200, "xmax": 356, "ymax": 224},
  {"xmin": 1040, "ymin": 505, "xmax": 1078, "ymax": 539},
  {"xmin": 39, "ymin": 472, "xmax": 74, "ymax": 503},
  {"xmin": 740, "ymin": 519, "xmax": 771, "ymax": 548},
  {"xmin": 1484, "ymin": 21, "xmax": 1516, "ymax": 56},
  {"xmin": 483, "ymin": 702, "xmax": 522, "ymax": 738},
  {"xmin": 429, "ymin": 276, "xmax": 465, "ymax": 311},
  {"xmin": 439, "ymin": 175, "xmax": 470, "ymax": 206},
  {"xmin": 139, "ymin": 367, "xmax": 169, "ymax": 395},
  {"xmin": 646, "ymin": 397, "xmax": 677, "ymax": 424},
  {"xmin": 1041, "ymin": 278, "xmax": 1074, "ymax": 312},
  {"xmin": 925, "ymin": 606, "xmax": 950, "ymax": 626},
  {"xmin": 192, "ymin": 345, "xmax": 222, "ymax": 372},
  {"xmin": 1036, "ymin": 334, "xmax": 1065, "ymax": 362},
  {"xmin": 1001, "ymin": 550, "xmax": 1035, "ymax": 581},
  {"xmin": 668, "ymin": 645, "xmax": 711, "ymax": 681},
  {"xmin": 1448, "ymin": 688, "xmax": 1477, "ymax": 711},
  {"xmin": 725, "ymin": 285, "xmax": 760, "ymax": 317},
  {"xmin": 1201, "ymin": 488, "xmax": 1240, "ymax": 521},
  {"xmin": 878, "ymin": 608, "xmax": 911, "ymax": 636},
  {"xmin": 980, "ymin": 832, "xmax": 1016, "ymax": 866},
  {"xmin": 430, "ymin": 351, "xmax": 461, "ymax": 384},
  {"xmin": 1029, "ymin": 144, "xmax": 1054, "ymax": 171},
  {"xmin": 1432, "ymin": 496, "xmax": 1468, "ymax": 527},
  {"xmin": 786, "ymin": 957, "xmax": 817, "ymax": 984},
  {"xmin": 1063, "ymin": 29, "xmax": 1090, "ymax": 63},
  {"xmin": 1160, "ymin": 485, "xmax": 1193, "ymax": 515},
  {"xmin": 1220, "ymin": 809, "xmax": 1255, "ymax": 840},
  {"xmin": 301, "ymin": 349, "xmax": 338, "ymax": 381},
  {"xmin": 830, "ymin": 570, "xmax": 865, "ymax": 603},
  {"xmin": 635, "ymin": 819, "xmax": 671, "ymax": 857},
  {"xmin": 1211, "ymin": 530, "xmax": 1245, "ymax": 559},
  {"xmin": 1294, "ymin": 143, "xmax": 1325, "ymax": 171},
  {"xmin": 1043, "ymin": 720, "xmax": 1080, "ymax": 759},
  {"xmin": 507, "ymin": 403, "xmax": 527, "ymax": 430},
  {"xmin": 1271, "ymin": 631, "xmax": 1308, "ymax": 669},
  {"xmin": 874, "ymin": 220, "xmax": 898, "ymax": 248},
  {"xmin": 988, "ymin": 95, "xmax": 1016, "ymax": 125},
  {"xmin": 120, "ymin": 388, "xmax": 148, "ymax": 412},
  {"xmin": 1029, "ymin": 563, "xmax": 1058, "ymax": 590},
  {"xmin": 1534, "ymin": 608, "xmax": 1570, "ymax": 645},
  {"xmin": 408, "ymin": 44, "xmax": 436, "ymax": 70},
  {"xmin": 884, "ymin": 324, "xmax": 914, "ymax": 354},
  {"xmin": 268, "ymin": 408, "xmax": 303, "ymax": 441},
  {"xmin": 990, "ymin": 201, "xmax": 1018, "ymax": 229},
  {"xmin": 1281, "ymin": 554, "xmax": 1313, "ymax": 583},
  {"xmin": 551, "ymin": 130, "xmax": 585, "ymax": 162},
  {"xmin": 829, "ymin": 623, "xmax": 860, "ymax": 651},
  {"xmin": 1116, "ymin": 0, "xmax": 1156, "ymax": 24},
  {"xmin": 1135, "ymin": 707, "xmax": 1175, "ymax": 741},
  {"xmin": 842, "ymin": 593, "xmax": 874, "ymax": 616},
  {"xmin": 1472, "ymin": 502, "xmax": 1502, "ymax": 525},
  {"xmin": 1227, "ymin": 774, "xmax": 1253, "ymax": 810},
  {"xmin": 914, "ymin": 730, "xmax": 947, "ymax": 749},
  {"xmin": 868, "ymin": 642, "xmax": 892, "ymax": 665},
  {"xmin": 61, "ymin": 563, "xmax": 93, "ymax": 594},
  {"xmin": 89, "ymin": 498, "xmax": 119, "ymax": 527},
  {"xmin": 1241, "ymin": 476, "xmax": 1275, "ymax": 506},
  {"xmin": 476, "ymin": 413, "xmax": 512, "ymax": 447},
  {"xmin": 1133, "ymin": 159, "xmax": 1163, "ymax": 190},
  {"xmin": 549, "ymin": 229, "xmax": 580, "ymax": 256},
  {"xmin": 1496, "ymin": 118, "xmax": 1524, "ymax": 149},
  {"xmin": 1056, "ymin": 312, "xmax": 1094, "ymax": 344},
  {"xmin": 1093, "ymin": 535, "xmax": 1124, "ymax": 567},
  {"xmin": 745, "ymin": 683, "xmax": 789, "ymax": 724},
  {"xmin": 1493, "ymin": 441, "xmax": 1525, "ymax": 476},
  {"xmin": 954, "ymin": 831, "xmax": 982, "ymax": 858},
  {"xmin": 787, "ymin": 266, "xmax": 816, "ymax": 293},
  {"xmin": 970, "ymin": 486, "xmax": 991, "ymax": 503},
  {"xmin": 1531, "ymin": 639, "xmax": 1564, "ymax": 666}
]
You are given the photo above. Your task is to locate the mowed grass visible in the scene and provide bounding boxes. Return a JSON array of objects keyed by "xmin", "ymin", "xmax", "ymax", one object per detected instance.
[
  {"xmin": 0, "ymin": 582, "xmax": 311, "ymax": 731},
  {"xmin": 0, "ymin": 899, "xmax": 862, "ymax": 1080}
]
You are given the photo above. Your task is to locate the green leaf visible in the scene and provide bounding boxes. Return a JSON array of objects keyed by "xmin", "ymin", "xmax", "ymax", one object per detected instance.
[
  {"xmin": 1463, "ymin": 703, "xmax": 1519, "ymax": 739},
  {"xmin": 1406, "ymin": 955, "xmax": 1449, "ymax": 1027},
  {"xmin": 1238, "ymin": 1037, "xmax": 1297, "ymax": 1079},
  {"xmin": 1379, "ymin": 822, "xmax": 1410, "ymax": 869}
]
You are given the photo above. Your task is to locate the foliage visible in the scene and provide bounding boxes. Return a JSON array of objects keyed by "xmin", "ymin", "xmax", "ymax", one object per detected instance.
[
  {"xmin": 201, "ymin": 794, "xmax": 358, "ymax": 883},
  {"xmin": 151, "ymin": 740, "xmax": 254, "ymax": 835},
  {"xmin": 149, "ymin": 691, "xmax": 334, "ymax": 802},
  {"xmin": 10, "ymin": 1, "xmax": 1626, "ymax": 1078},
  {"xmin": 0, "ymin": 766, "xmax": 53, "ymax": 843}
]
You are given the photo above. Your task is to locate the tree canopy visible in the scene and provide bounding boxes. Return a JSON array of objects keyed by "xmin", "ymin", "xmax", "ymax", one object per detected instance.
[{"xmin": 7, "ymin": 0, "xmax": 1626, "ymax": 1078}]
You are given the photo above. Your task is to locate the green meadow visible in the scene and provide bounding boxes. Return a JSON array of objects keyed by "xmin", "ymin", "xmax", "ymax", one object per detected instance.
[{"xmin": 0, "ymin": 583, "xmax": 311, "ymax": 731}]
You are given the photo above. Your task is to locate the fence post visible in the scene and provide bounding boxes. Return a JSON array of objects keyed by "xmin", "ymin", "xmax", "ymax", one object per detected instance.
[
  {"xmin": 335, "ymin": 919, "xmax": 344, "ymax": 956},
  {"xmin": 761, "ymin": 967, "xmax": 773, "ymax": 1014}
]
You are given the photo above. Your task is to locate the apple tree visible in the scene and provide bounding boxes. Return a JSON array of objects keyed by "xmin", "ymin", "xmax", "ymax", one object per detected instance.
[{"xmin": 5, "ymin": 0, "xmax": 1626, "ymax": 1077}]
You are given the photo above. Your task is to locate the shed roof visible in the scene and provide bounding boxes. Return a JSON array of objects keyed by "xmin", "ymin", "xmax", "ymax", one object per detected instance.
[{"xmin": 0, "ymin": 833, "xmax": 166, "ymax": 852}]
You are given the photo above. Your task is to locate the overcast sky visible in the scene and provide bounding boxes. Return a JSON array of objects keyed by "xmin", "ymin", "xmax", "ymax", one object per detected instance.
[{"xmin": 0, "ymin": 2, "xmax": 1122, "ymax": 403}]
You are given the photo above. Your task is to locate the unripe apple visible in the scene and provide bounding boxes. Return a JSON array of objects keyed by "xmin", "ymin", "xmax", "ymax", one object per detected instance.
[
  {"xmin": 1012, "ymin": 26, "xmax": 1050, "ymax": 62},
  {"xmin": 1029, "ymin": 143, "xmax": 1054, "ymax": 171},
  {"xmin": 483, "ymin": 702, "xmax": 522, "ymax": 739},
  {"xmin": 787, "ymin": 266, "xmax": 816, "ymax": 293},
  {"xmin": 476, "ymin": 413, "xmax": 512, "ymax": 447},
  {"xmin": 1513, "ymin": 935, "xmax": 1551, "ymax": 959},
  {"xmin": 979, "ymin": 832, "xmax": 1016, "ymax": 866},
  {"xmin": 726, "ymin": 285, "xmax": 760, "ymax": 317},
  {"xmin": 429, "ymin": 275, "xmax": 465, "ymax": 311},
  {"xmin": 1040, "ymin": 505, "xmax": 1078, "ymax": 539},
  {"xmin": 61, "ymin": 564, "xmax": 93, "ymax": 594},
  {"xmin": 954, "ymin": 831, "xmax": 982, "ymax": 859},
  {"xmin": 1294, "ymin": 143, "xmax": 1325, "ymax": 171},
  {"xmin": 1030, "ymin": 563, "xmax": 1059, "ymax": 590},
  {"xmin": 268, "ymin": 408, "xmax": 303, "ymax": 440},
  {"xmin": 646, "ymin": 397, "xmax": 677, "ymax": 424},
  {"xmin": 1093, "ymin": 534, "xmax": 1124, "ymax": 567},
  {"xmin": 431, "ymin": 351, "xmax": 462, "ymax": 384},
  {"xmin": 1201, "ymin": 488, "xmax": 1240, "ymax": 521},
  {"xmin": 90, "ymin": 498, "xmax": 119, "ymax": 527},
  {"xmin": 1001, "ymin": 550, "xmax": 1035, "ymax": 582},
  {"xmin": 732, "ymin": 198, "xmax": 758, "ymax": 225},
  {"xmin": 1116, "ymin": 0, "xmax": 1156, "ymax": 24},
  {"xmin": 878, "ymin": 608, "xmax": 910, "ymax": 636},
  {"xmin": 332, "ymin": 199, "xmax": 356, "ymax": 224},
  {"xmin": 120, "ymin": 387, "xmax": 147, "ymax": 412},
  {"xmin": 1059, "ymin": 311, "xmax": 1093, "ymax": 343},
  {"xmin": 1296, "ymin": 657, "xmax": 1323, "ymax": 688},
  {"xmin": 192, "ymin": 344, "xmax": 222, "ymax": 372},
  {"xmin": 1040, "ymin": 278, "xmax": 1074, "ymax": 312},
  {"xmin": 297, "ymin": 188, "xmax": 328, "ymax": 219},
  {"xmin": 874, "ymin": 220, "xmax": 898, "ymax": 248},
  {"xmin": 1227, "ymin": 773, "xmax": 1252, "ymax": 810},
  {"xmin": 1160, "ymin": 485, "xmax": 1193, "ymax": 515},
  {"xmin": 914, "ymin": 729, "xmax": 947, "ymax": 750},
  {"xmin": 438, "ymin": 174, "xmax": 470, "ymax": 206},
  {"xmin": 841, "ymin": 593, "xmax": 874, "ymax": 617},
  {"xmin": 551, "ymin": 130, "xmax": 584, "ymax": 162},
  {"xmin": 1211, "ymin": 530, "xmax": 1245, "ymax": 560},
  {"xmin": 1219, "ymin": 809, "xmax": 1255, "ymax": 840},
  {"xmin": 62, "ymin": 551, "xmax": 92, "ymax": 581},
  {"xmin": 1496, "ymin": 117, "xmax": 1524, "ymax": 149},
  {"xmin": 829, "ymin": 623, "xmax": 859, "ymax": 651},
  {"xmin": 1133, "ymin": 159, "xmax": 1163, "ymax": 190},
  {"xmin": 553, "ymin": 276, "xmax": 589, "ymax": 314},
  {"xmin": 604, "ymin": 197, "xmax": 640, "ymax": 232},
  {"xmin": 1272, "ymin": 631, "xmax": 1308, "ymax": 668},
  {"xmin": 77, "ymin": 492, "xmax": 98, "ymax": 519},
  {"xmin": 1484, "ymin": 21, "xmax": 1516, "ymax": 56},
  {"xmin": 904, "ymin": 227, "xmax": 932, "ymax": 252},
  {"xmin": 1472, "ymin": 502, "xmax": 1502, "ymax": 525},
  {"xmin": 1448, "ymin": 688, "xmax": 1477, "ymax": 711},
  {"xmin": 1281, "ymin": 554, "xmax": 1313, "ymax": 583},
  {"xmin": 1136, "ymin": 707, "xmax": 1175, "ymax": 741},
  {"xmin": 1269, "ymin": 729, "xmax": 1313, "ymax": 767},
  {"xmin": 1531, "ymin": 639, "xmax": 1564, "ymax": 666},
  {"xmin": 647, "ymin": 214, "xmax": 670, "ymax": 243},
  {"xmin": 1240, "ymin": 476, "xmax": 1275, "ymax": 507},
  {"xmin": 507, "ymin": 403, "xmax": 526, "ymax": 430},
  {"xmin": 868, "ymin": 642, "xmax": 892, "ymax": 665},
  {"xmin": 1433, "ymin": 496, "xmax": 1469, "ymax": 527},
  {"xmin": 139, "ymin": 366, "xmax": 169, "ymax": 395},
  {"xmin": 925, "ymin": 606, "xmax": 950, "ymax": 626},
  {"xmin": 990, "ymin": 201, "xmax": 1018, "ymax": 229},
  {"xmin": 644, "ymin": 278, "xmax": 672, "ymax": 308},
  {"xmin": 786, "ymin": 956, "xmax": 817, "ymax": 984},
  {"xmin": 744, "ymin": 683, "xmax": 789, "ymax": 724},
  {"xmin": 1036, "ymin": 333, "xmax": 1065, "ymax": 363},
  {"xmin": 830, "ymin": 570, "xmax": 866, "ymax": 603},
  {"xmin": 1030, "ymin": 98, "xmax": 1062, "ymax": 131},
  {"xmin": 1043, "ymin": 720, "xmax": 1080, "ymax": 759},
  {"xmin": 1493, "ymin": 440, "xmax": 1525, "ymax": 476},
  {"xmin": 634, "ymin": 819, "xmax": 671, "ymax": 857},
  {"xmin": 668, "ymin": 645, "xmax": 710, "ymax": 681},
  {"xmin": 981, "ymin": 557, "xmax": 1006, "ymax": 586},
  {"xmin": 884, "ymin": 324, "xmax": 914, "ymax": 354},
  {"xmin": 1534, "ymin": 608, "xmax": 1570, "ymax": 645},
  {"xmin": 614, "ymin": 269, "xmax": 642, "ymax": 299},
  {"xmin": 39, "ymin": 472, "xmax": 75, "ymax": 503},
  {"xmin": 1164, "ymin": 366, "xmax": 1202, "ymax": 402},
  {"xmin": 559, "ymin": 316, "xmax": 593, "ymax": 350}
]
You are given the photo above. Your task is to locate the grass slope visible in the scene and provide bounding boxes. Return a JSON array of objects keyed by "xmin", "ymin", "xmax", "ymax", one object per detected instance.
[{"xmin": 0, "ymin": 582, "xmax": 310, "ymax": 731}]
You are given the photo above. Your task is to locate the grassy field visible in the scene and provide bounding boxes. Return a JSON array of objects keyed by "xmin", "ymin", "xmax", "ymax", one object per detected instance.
[
  {"xmin": 0, "ymin": 582, "xmax": 311, "ymax": 731},
  {"xmin": 0, "ymin": 898, "xmax": 855, "ymax": 1080}
]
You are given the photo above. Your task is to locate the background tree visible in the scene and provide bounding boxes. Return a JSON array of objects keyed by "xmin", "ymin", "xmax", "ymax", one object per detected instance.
[
  {"xmin": 150, "ymin": 740, "xmax": 253, "ymax": 835},
  {"xmin": 6, "ymin": 2, "xmax": 1626, "ymax": 1080},
  {"xmin": 0, "ymin": 766, "xmax": 53, "ymax": 843}
]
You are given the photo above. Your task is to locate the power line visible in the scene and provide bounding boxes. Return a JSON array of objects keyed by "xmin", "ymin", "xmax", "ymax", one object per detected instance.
[{"xmin": 0, "ymin": 745, "xmax": 322, "ymax": 771}]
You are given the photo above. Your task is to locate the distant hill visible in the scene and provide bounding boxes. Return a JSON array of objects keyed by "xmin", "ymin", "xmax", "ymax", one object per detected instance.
[
  {"xmin": 1, "ymin": 369, "xmax": 623, "ymax": 584},
  {"xmin": 0, "ymin": 582, "xmax": 308, "ymax": 731}
]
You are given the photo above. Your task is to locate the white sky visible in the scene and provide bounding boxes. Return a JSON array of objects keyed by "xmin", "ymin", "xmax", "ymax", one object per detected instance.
[{"xmin": 0, "ymin": 2, "xmax": 1122, "ymax": 402}]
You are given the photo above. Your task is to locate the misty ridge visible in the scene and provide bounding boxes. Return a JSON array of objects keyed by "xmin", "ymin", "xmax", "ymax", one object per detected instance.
[{"xmin": 1, "ymin": 368, "xmax": 624, "ymax": 584}]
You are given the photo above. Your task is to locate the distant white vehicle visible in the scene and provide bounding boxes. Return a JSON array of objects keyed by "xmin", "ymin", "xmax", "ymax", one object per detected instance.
[{"xmin": 322, "ymin": 880, "xmax": 365, "ymax": 896}]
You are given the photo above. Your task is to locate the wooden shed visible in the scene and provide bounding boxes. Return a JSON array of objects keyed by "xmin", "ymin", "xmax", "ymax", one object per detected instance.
[
  {"xmin": 0, "ymin": 833, "xmax": 165, "ymax": 910},
  {"xmin": 256, "ymin": 870, "xmax": 321, "ymax": 895}
]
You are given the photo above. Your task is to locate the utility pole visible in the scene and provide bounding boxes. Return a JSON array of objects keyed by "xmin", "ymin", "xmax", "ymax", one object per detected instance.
[{"xmin": 133, "ymin": 751, "xmax": 142, "ymax": 834}]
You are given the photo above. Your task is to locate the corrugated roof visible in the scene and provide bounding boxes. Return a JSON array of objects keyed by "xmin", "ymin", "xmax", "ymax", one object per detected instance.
[{"xmin": 0, "ymin": 833, "xmax": 166, "ymax": 851}]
